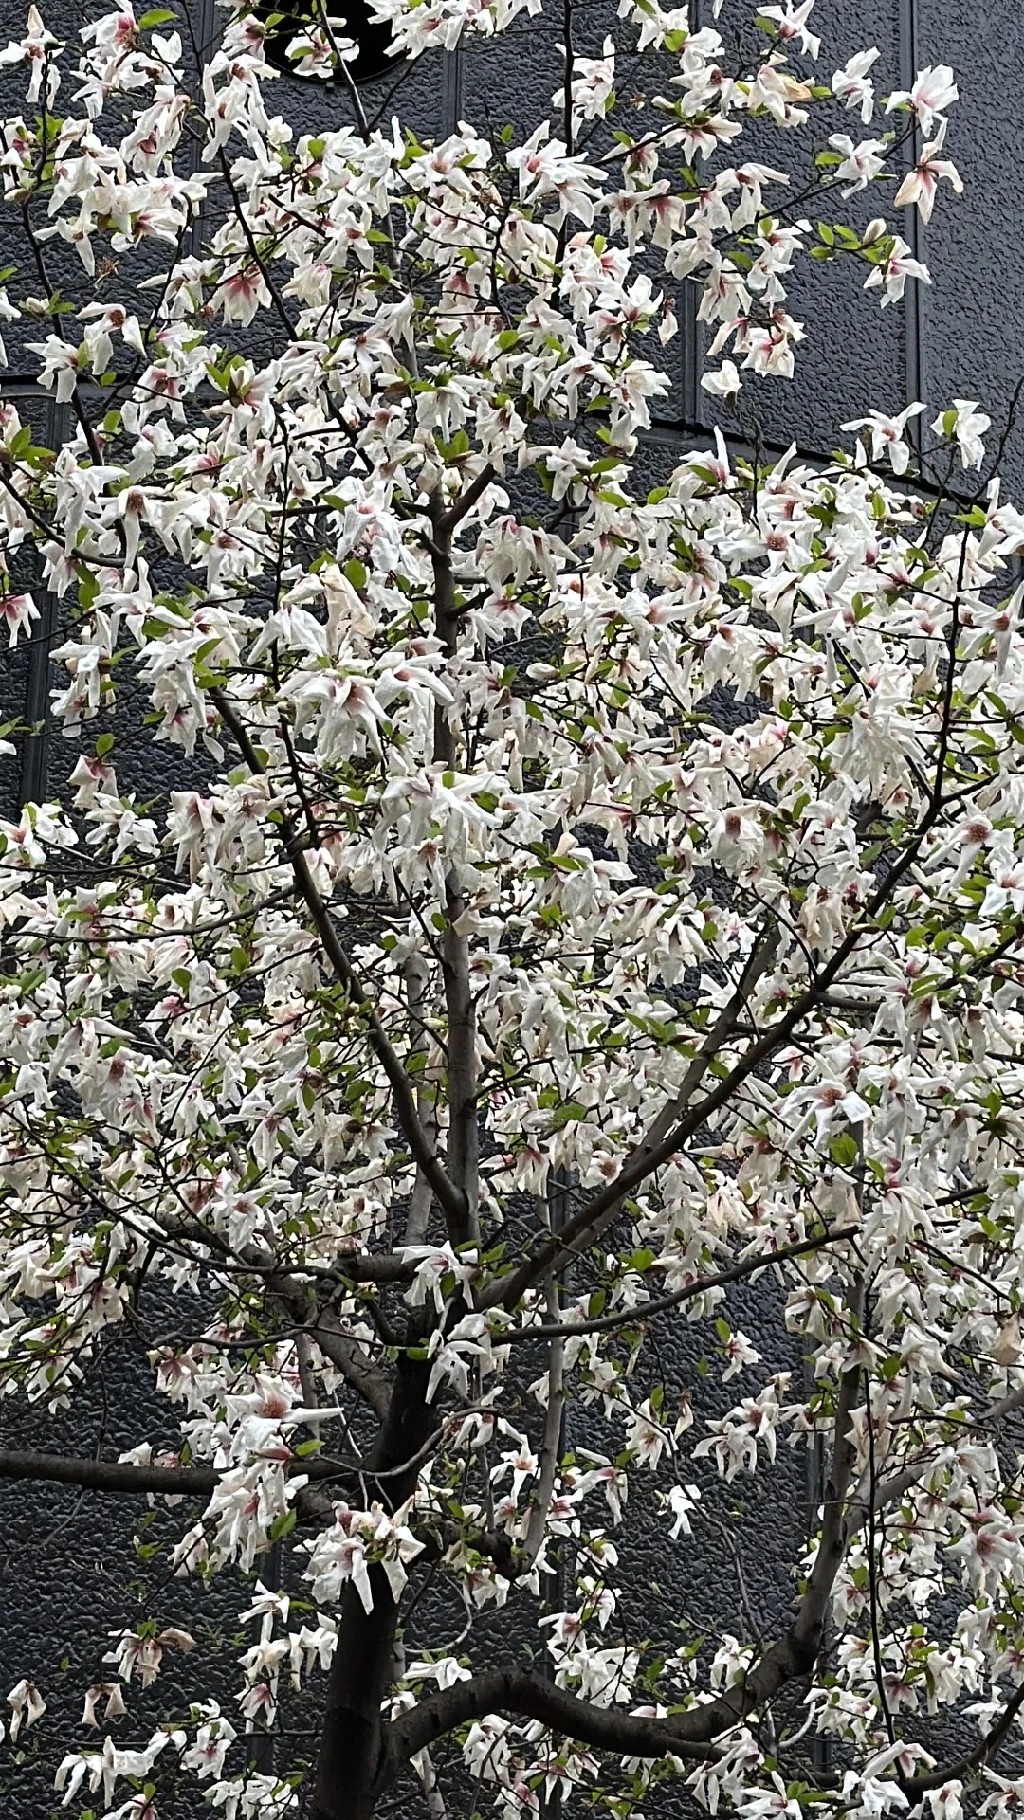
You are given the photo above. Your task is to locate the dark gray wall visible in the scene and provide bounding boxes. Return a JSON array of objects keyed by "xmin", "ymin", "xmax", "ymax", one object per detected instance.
[{"xmin": 0, "ymin": 0, "xmax": 1021, "ymax": 1812}]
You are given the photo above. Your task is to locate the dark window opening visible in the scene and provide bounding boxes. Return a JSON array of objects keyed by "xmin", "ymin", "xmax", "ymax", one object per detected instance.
[{"xmin": 254, "ymin": 1, "xmax": 397, "ymax": 85}]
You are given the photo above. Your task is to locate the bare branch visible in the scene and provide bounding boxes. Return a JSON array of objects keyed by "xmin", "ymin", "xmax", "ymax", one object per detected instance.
[
  {"xmin": 427, "ymin": 508, "xmax": 479, "ymax": 1246},
  {"xmin": 436, "ymin": 463, "xmax": 497, "ymax": 535},
  {"xmin": 521, "ymin": 1267, "xmax": 565, "ymax": 1572},
  {"xmin": 501, "ymin": 1224, "xmax": 859, "ymax": 1345},
  {"xmin": 794, "ymin": 1266, "xmax": 865, "ymax": 1657},
  {"xmin": 847, "ymin": 1381, "xmax": 1024, "ymax": 1537},
  {"xmin": 403, "ymin": 951, "xmax": 437, "ymax": 1247},
  {"xmin": 905, "ymin": 1680, "xmax": 1024, "ymax": 1795},
  {"xmin": 490, "ymin": 773, "xmax": 958, "ymax": 1311},
  {"xmin": 485, "ymin": 925, "xmax": 781, "ymax": 1308},
  {"xmin": 211, "ymin": 686, "xmax": 466, "ymax": 1230}
]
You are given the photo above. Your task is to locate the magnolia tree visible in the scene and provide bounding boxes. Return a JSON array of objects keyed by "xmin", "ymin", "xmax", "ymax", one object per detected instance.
[{"xmin": 1, "ymin": 1, "xmax": 1023, "ymax": 1818}]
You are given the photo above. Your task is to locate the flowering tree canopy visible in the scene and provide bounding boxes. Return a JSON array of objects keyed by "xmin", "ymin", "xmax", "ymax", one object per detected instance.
[{"xmin": 0, "ymin": 2, "xmax": 1023, "ymax": 1818}]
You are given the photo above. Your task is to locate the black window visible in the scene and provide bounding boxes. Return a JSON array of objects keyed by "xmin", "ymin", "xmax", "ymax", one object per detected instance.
[{"xmin": 256, "ymin": 0, "xmax": 396, "ymax": 85}]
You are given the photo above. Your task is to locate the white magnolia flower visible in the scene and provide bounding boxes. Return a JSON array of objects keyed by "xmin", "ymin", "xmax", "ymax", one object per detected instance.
[{"xmin": 932, "ymin": 398, "xmax": 991, "ymax": 469}]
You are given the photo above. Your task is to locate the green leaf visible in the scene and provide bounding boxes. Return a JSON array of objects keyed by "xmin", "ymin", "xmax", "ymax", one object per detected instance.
[
  {"xmin": 77, "ymin": 571, "xmax": 99, "ymax": 615},
  {"xmin": 552, "ymin": 1100, "xmax": 588, "ymax": 1128},
  {"xmin": 628, "ymin": 1248, "xmax": 655, "ymax": 1273},
  {"xmin": 829, "ymin": 1132, "xmax": 859, "ymax": 1169}
]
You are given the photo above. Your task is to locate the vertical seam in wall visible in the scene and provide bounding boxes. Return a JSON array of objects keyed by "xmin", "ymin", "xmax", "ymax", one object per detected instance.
[
  {"xmin": 186, "ymin": 3, "xmax": 287, "ymax": 1771},
  {"xmin": 192, "ymin": 0, "xmax": 219, "ymax": 64},
  {"xmin": 18, "ymin": 393, "xmax": 63, "ymax": 809},
  {"xmin": 442, "ymin": 43, "xmax": 464, "ymax": 138},
  {"xmin": 898, "ymin": 0, "xmax": 925, "ymax": 432},
  {"xmin": 540, "ymin": 1170, "xmax": 573, "ymax": 1820},
  {"xmin": 680, "ymin": 0, "xmax": 704, "ymax": 427},
  {"xmin": 680, "ymin": 272, "xmax": 704, "ymax": 428},
  {"xmin": 187, "ymin": 0, "xmax": 219, "ymax": 257},
  {"xmin": 803, "ymin": 1345, "xmax": 833, "ymax": 1781}
]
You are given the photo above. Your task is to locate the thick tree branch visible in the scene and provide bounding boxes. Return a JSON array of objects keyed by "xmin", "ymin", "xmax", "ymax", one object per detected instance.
[
  {"xmin": 980, "ymin": 1381, "xmax": 1024, "ymax": 1427},
  {"xmin": 258, "ymin": 1260, "xmax": 393, "ymax": 1419},
  {"xmin": 311, "ymin": 1313, "xmax": 393, "ymax": 1422},
  {"xmin": 0, "ymin": 1450, "xmax": 221, "ymax": 1497},
  {"xmin": 0, "ymin": 1425, "xmax": 451, "ymax": 1497},
  {"xmin": 382, "ymin": 1626, "xmax": 828, "ymax": 1786},
  {"xmin": 0, "ymin": 1451, "xmax": 334, "ymax": 1527},
  {"xmin": 382, "ymin": 1270, "xmax": 873, "ymax": 1787},
  {"xmin": 846, "ymin": 1381, "xmax": 1024, "ymax": 1538},
  {"xmin": 325, "ymin": 1253, "xmax": 417, "ymax": 1286},
  {"xmin": 384, "ymin": 1666, "xmax": 717, "ymax": 1774}
]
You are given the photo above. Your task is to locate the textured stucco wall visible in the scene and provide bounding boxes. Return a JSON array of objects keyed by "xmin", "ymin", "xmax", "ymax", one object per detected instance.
[{"xmin": 0, "ymin": 0, "xmax": 1020, "ymax": 1811}]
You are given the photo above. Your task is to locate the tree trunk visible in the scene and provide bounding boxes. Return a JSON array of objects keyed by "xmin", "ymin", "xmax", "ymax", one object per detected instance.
[
  {"xmin": 308, "ymin": 1568, "xmax": 396, "ymax": 1820},
  {"xmin": 309, "ymin": 1349, "xmax": 433, "ymax": 1819}
]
